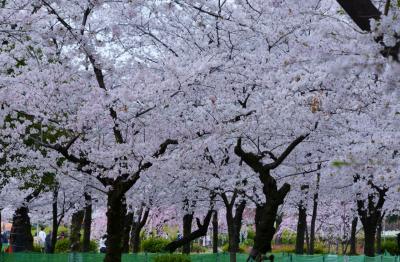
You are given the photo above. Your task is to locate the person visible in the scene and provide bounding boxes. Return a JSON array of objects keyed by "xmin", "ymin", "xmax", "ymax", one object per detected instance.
[
  {"xmin": 4, "ymin": 236, "xmax": 12, "ymax": 253},
  {"xmin": 58, "ymin": 232, "xmax": 65, "ymax": 240},
  {"xmin": 99, "ymin": 234, "xmax": 107, "ymax": 253},
  {"xmin": 38, "ymin": 227, "xmax": 46, "ymax": 252},
  {"xmin": 45, "ymin": 231, "xmax": 52, "ymax": 253}
]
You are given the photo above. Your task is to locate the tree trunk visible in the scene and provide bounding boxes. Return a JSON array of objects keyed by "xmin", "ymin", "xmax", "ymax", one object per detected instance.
[
  {"xmin": 70, "ymin": 209, "xmax": 84, "ymax": 252},
  {"xmin": 82, "ymin": 193, "xmax": 92, "ymax": 252},
  {"xmin": 104, "ymin": 190, "xmax": 126, "ymax": 262},
  {"xmin": 130, "ymin": 207, "xmax": 149, "ymax": 253},
  {"xmin": 253, "ymin": 201, "xmax": 279, "ymax": 256},
  {"xmin": 350, "ymin": 217, "xmax": 358, "ymax": 255},
  {"xmin": 227, "ymin": 212, "xmax": 239, "ymax": 262},
  {"xmin": 182, "ymin": 213, "xmax": 193, "ymax": 254},
  {"xmin": 309, "ymin": 173, "xmax": 320, "ymax": 255},
  {"xmin": 50, "ymin": 187, "xmax": 59, "ymax": 253},
  {"xmin": 376, "ymin": 220, "xmax": 382, "ymax": 254},
  {"xmin": 10, "ymin": 206, "xmax": 33, "ymax": 252},
  {"xmin": 165, "ymin": 211, "xmax": 213, "ymax": 253},
  {"xmin": 122, "ymin": 212, "xmax": 133, "ymax": 253},
  {"xmin": 0, "ymin": 209, "xmax": 2, "ymax": 252},
  {"xmin": 212, "ymin": 211, "xmax": 218, "ymax": 253},
  {"xmin": 295, "ymin": 204, "xmax": 307, "ymax": 254},
  {"xmin": 364, "ymin": 225, "xmax": 376, "ymax": 257}
]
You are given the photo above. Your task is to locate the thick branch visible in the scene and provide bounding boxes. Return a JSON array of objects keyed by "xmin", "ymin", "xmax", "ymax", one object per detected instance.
[
  {"xmin": 164, "ymin": 210, "xmax": 214, "ymax": 253},
  {"xmin": 265, "ymin": 134, "xmax": 309, "ymax": 169},
  {"xmin": 153, "ymin": 139, "xmax": 178, "ymax": 158}
]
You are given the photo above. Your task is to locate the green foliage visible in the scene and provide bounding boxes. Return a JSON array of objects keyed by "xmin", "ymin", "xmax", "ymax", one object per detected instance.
[
  {"xmin": 141, "ymin": 237, "xmax": 170, "ymax": 253},
  {"xmin": 54, "ymin": 239, "xmax": 97, "ymax": 253},
  {"xmin": 382, "ymin": 239, "xmax": 399, "ymax": 255},
  {"xmin": 331, "ymin": 161, "xmax": 351, "ymax": 167},
  {"xmin": 281, "ymin": 229, "xmax": 296, "ymax": 245},
  {"xmin": 55, "ymin": 238, "xmax": 70, "ymax": 253},
  {"xmin": 243, "ymin": 238, "xmax": 254, "ymax": 247},
  {"xmin": 221, "ymin": 243, "xmax": 246, "ymax": 253},
  {"xmin": 191, "ymin": 243, "xmax": 207, "ymax": 253},
  {"xmin": 154, "ymin": 254, "xmax": 191, "ymax": 262},
  {"xmin": 247, "ymin": 228, "xmax": 255, "ymax": 240},
  {"xmin": 33, "ymin": 244, "xmax": 42, "ymax": 253},
  {"xmin": 272, "ymin": 245, "xmax": 295, "ymax": 253}
]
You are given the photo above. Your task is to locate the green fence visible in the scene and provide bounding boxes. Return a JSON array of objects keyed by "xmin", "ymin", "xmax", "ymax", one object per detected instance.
[{"xmin": 0, "ymin": 253, "xmax": 399, "ymax": 262}]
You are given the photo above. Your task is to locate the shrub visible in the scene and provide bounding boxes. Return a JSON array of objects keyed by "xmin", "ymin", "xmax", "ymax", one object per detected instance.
[
  {"xmin": 222, "ymin": 243, "xmax": 246, "ymax": 253},
  {"xmin": 281, "ymin": 229, "xmax": 296, "ymax": 245},
  {"xmin": 55, "ymin": 238, "xmax": 70, "ymax": 253},
  {"xmin": 191, "ymin": 243, "xmax": 207, "ymax": 253},
  {"xmin": 154, "ymin": 254, "xmax": 191, "ymax": 262},
  {"xmin": 247, "ymin": 229, "xmax": 255, "ymax": 240},
  {"xmin": 141, "ymin": 237, "xmax": 170, "ymax": 253},
  {"xmin": 54, "ymin": 239, "xmax": 98, "ymax": 253},
  {"xmin": 382, "ymin": 240, "xmax": 399, "ymax": 255}
]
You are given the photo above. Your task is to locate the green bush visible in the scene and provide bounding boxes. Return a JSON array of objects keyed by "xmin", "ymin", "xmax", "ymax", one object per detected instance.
[
  {"xmin": 191, "ymin": 243, "xmax": 207, "ymax": 253},
  {"xmin": 55, "ymin": 239, "xmax": 70, "ymax": 253},
  {"xmin": 154, "ymin": 254, "xmax": 191, "ymax": 262},
  {"xmin": 141, "ymin": 237, "xmax": 170, "ymax": 253},
  {"xmin": 382, "ymin": 240, "xmax": 399, "ymax": 255},
  {"xmin": 281, "ymin": 229, "xmax": 296, "ymax": 245},
  {"xmin": 54, "ymin": 239, "xmax": 98, "ymax": 253},
  {"xmin": 247, "ymin": 228, "xmax": 255, "ymax": 240},
  {"xmin": 243, "ymin": 238, "xmax": 254, "ymax": 247},
  {"xmin": 221, "ymin": 243, "xmax": 246, "ymax": 253}
]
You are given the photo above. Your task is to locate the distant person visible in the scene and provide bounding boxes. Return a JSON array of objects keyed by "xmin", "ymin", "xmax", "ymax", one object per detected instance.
[
  {"xmin": 38, "ymin": 227, "xmax": 46, "ymax": 252},
  {"xmin": 45, "ymin": 231, "xmax": 52, "ymax": 253},
  {"xmin": 58, "ymin": 232, "xmax": 66, "ymax": 240},
  {"xmin": 99, "ymin": 234, "xmax": 107, "ymax": 253}
]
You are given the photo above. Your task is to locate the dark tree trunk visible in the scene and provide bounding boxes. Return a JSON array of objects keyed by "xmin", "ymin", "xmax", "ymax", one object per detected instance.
[
  {"xmin": 0, "ymin": 209, "xmax": 2, "ymax": 252},
  {"xmin": 122, "ymin": 212, "xmax": 133, "ymax": 253},
  {"xmin": 130, "ymin": 207, "xmax": 150, "ymax": 253},
  {"xmin": 364, "ymin": 225, "xmax": 376, "ymax": 257},
  {"xmin": 253, "ymin": 196, "xmax": 284, "ymax": 256},
  {"xmin": 104, "ymin": 190, "xmax": 126, "ymax": 262},
  {"xmin": 222, "ymin": 194, "xmax": 246, "ymax": 262},
  {"xmin": 182, "ymin": 213, "xmax": 193, "ymax": 254},
  {"xmin": 356, "ymin": 178, "xmax": 387, "ymax": 257},
  {"xmin": 70, "ymin": 209, "xmax": 84, "ymax": 252},
  {"xmin": 10, "ymin": 206, "xmax": 33, "ymax": 252},
  {"xmin": 50, "ymin": 187, "xmax": 59, "ymax": 253},
  {"xmin": 212, "ymin": 211, "xmax": 218, "ymax": 253},
  {"xmin": 82, "ymin": 192, "xmax": 92, "ymax": 252},
  {"xmin": 234, "ymin": 135, "xmax": 307, "ymax": 261},
  {"xmin": 376, "ymin": 219, "xmax": 383, "ymax": 254},
  {"xmin": 350, "ymin": 217, "xmax": 358, "ymax": 255},
  {"xmin": 165, "ymin": 210, "xmax": 213, "ymax": 253},
  {"xmin": 309, "ymin": 173, "xmax": 320, "ymax": 255},
  {"xmin": 296, "ymin": 204, "xmax": 307, "ymax": 254}
]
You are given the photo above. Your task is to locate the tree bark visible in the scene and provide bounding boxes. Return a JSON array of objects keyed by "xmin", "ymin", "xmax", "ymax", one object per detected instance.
[
  {"xmin": 50, "ymin": 187, "xmax": 59, "ymax": 253},
  {"xmin": 363, "ymin": 225, "xmax": 376, "ymax": 257},
  {"xmin": 182, "ymin": 213, "xmax": 193, "ymax": 254},
  {"xmin": 234, "ymin": 135, "xmax": 307, "ymax": 261},
  {"xmin": 376, "ymin": 219, "xmax": 383, "ymax": 254},
  {"xmin": 10, "ymin": 206, "xmax": 34, "ymax": 252},
  {"xmin": 296, "ymin": 204, "xmax": 307, "ymax": 254},
  {"xmin": 165, "ymin": 210, "xmax": 213, "ymax": 253},
  {"xmin": 82, "ymin": 192, "xmax": 92, "ymax": 252},
  {"xmin": 122, "ymin": 212, "xmax": 133, "ymax": 253},
  {"xmin": 350, "ymin": 217, "xmax": 358, "ymax": 255},
  {"xmin": 212, "ymin": 211, "xmax": 218, "ymax": 253},
  {"xmin": 104, "ymin": 189, "xmax": 127, "ymax": 262},
  {"xmin": 226, "ymin": 200, "xmax": 246, "ymax": 262},
  {"xmin": 70, "ymin": 209, "xmax": 84, "ymax": 252},
  {"xmin": 130, "ymin": 207, "xmax": 149, "ymax": 253},
  {"xmin": 309, "ymin": 173, "xmax": 320, "ymax": 255},
  {"xmin": 0, "ymin": 209, "xmax": 2, "ymax": 252}
]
